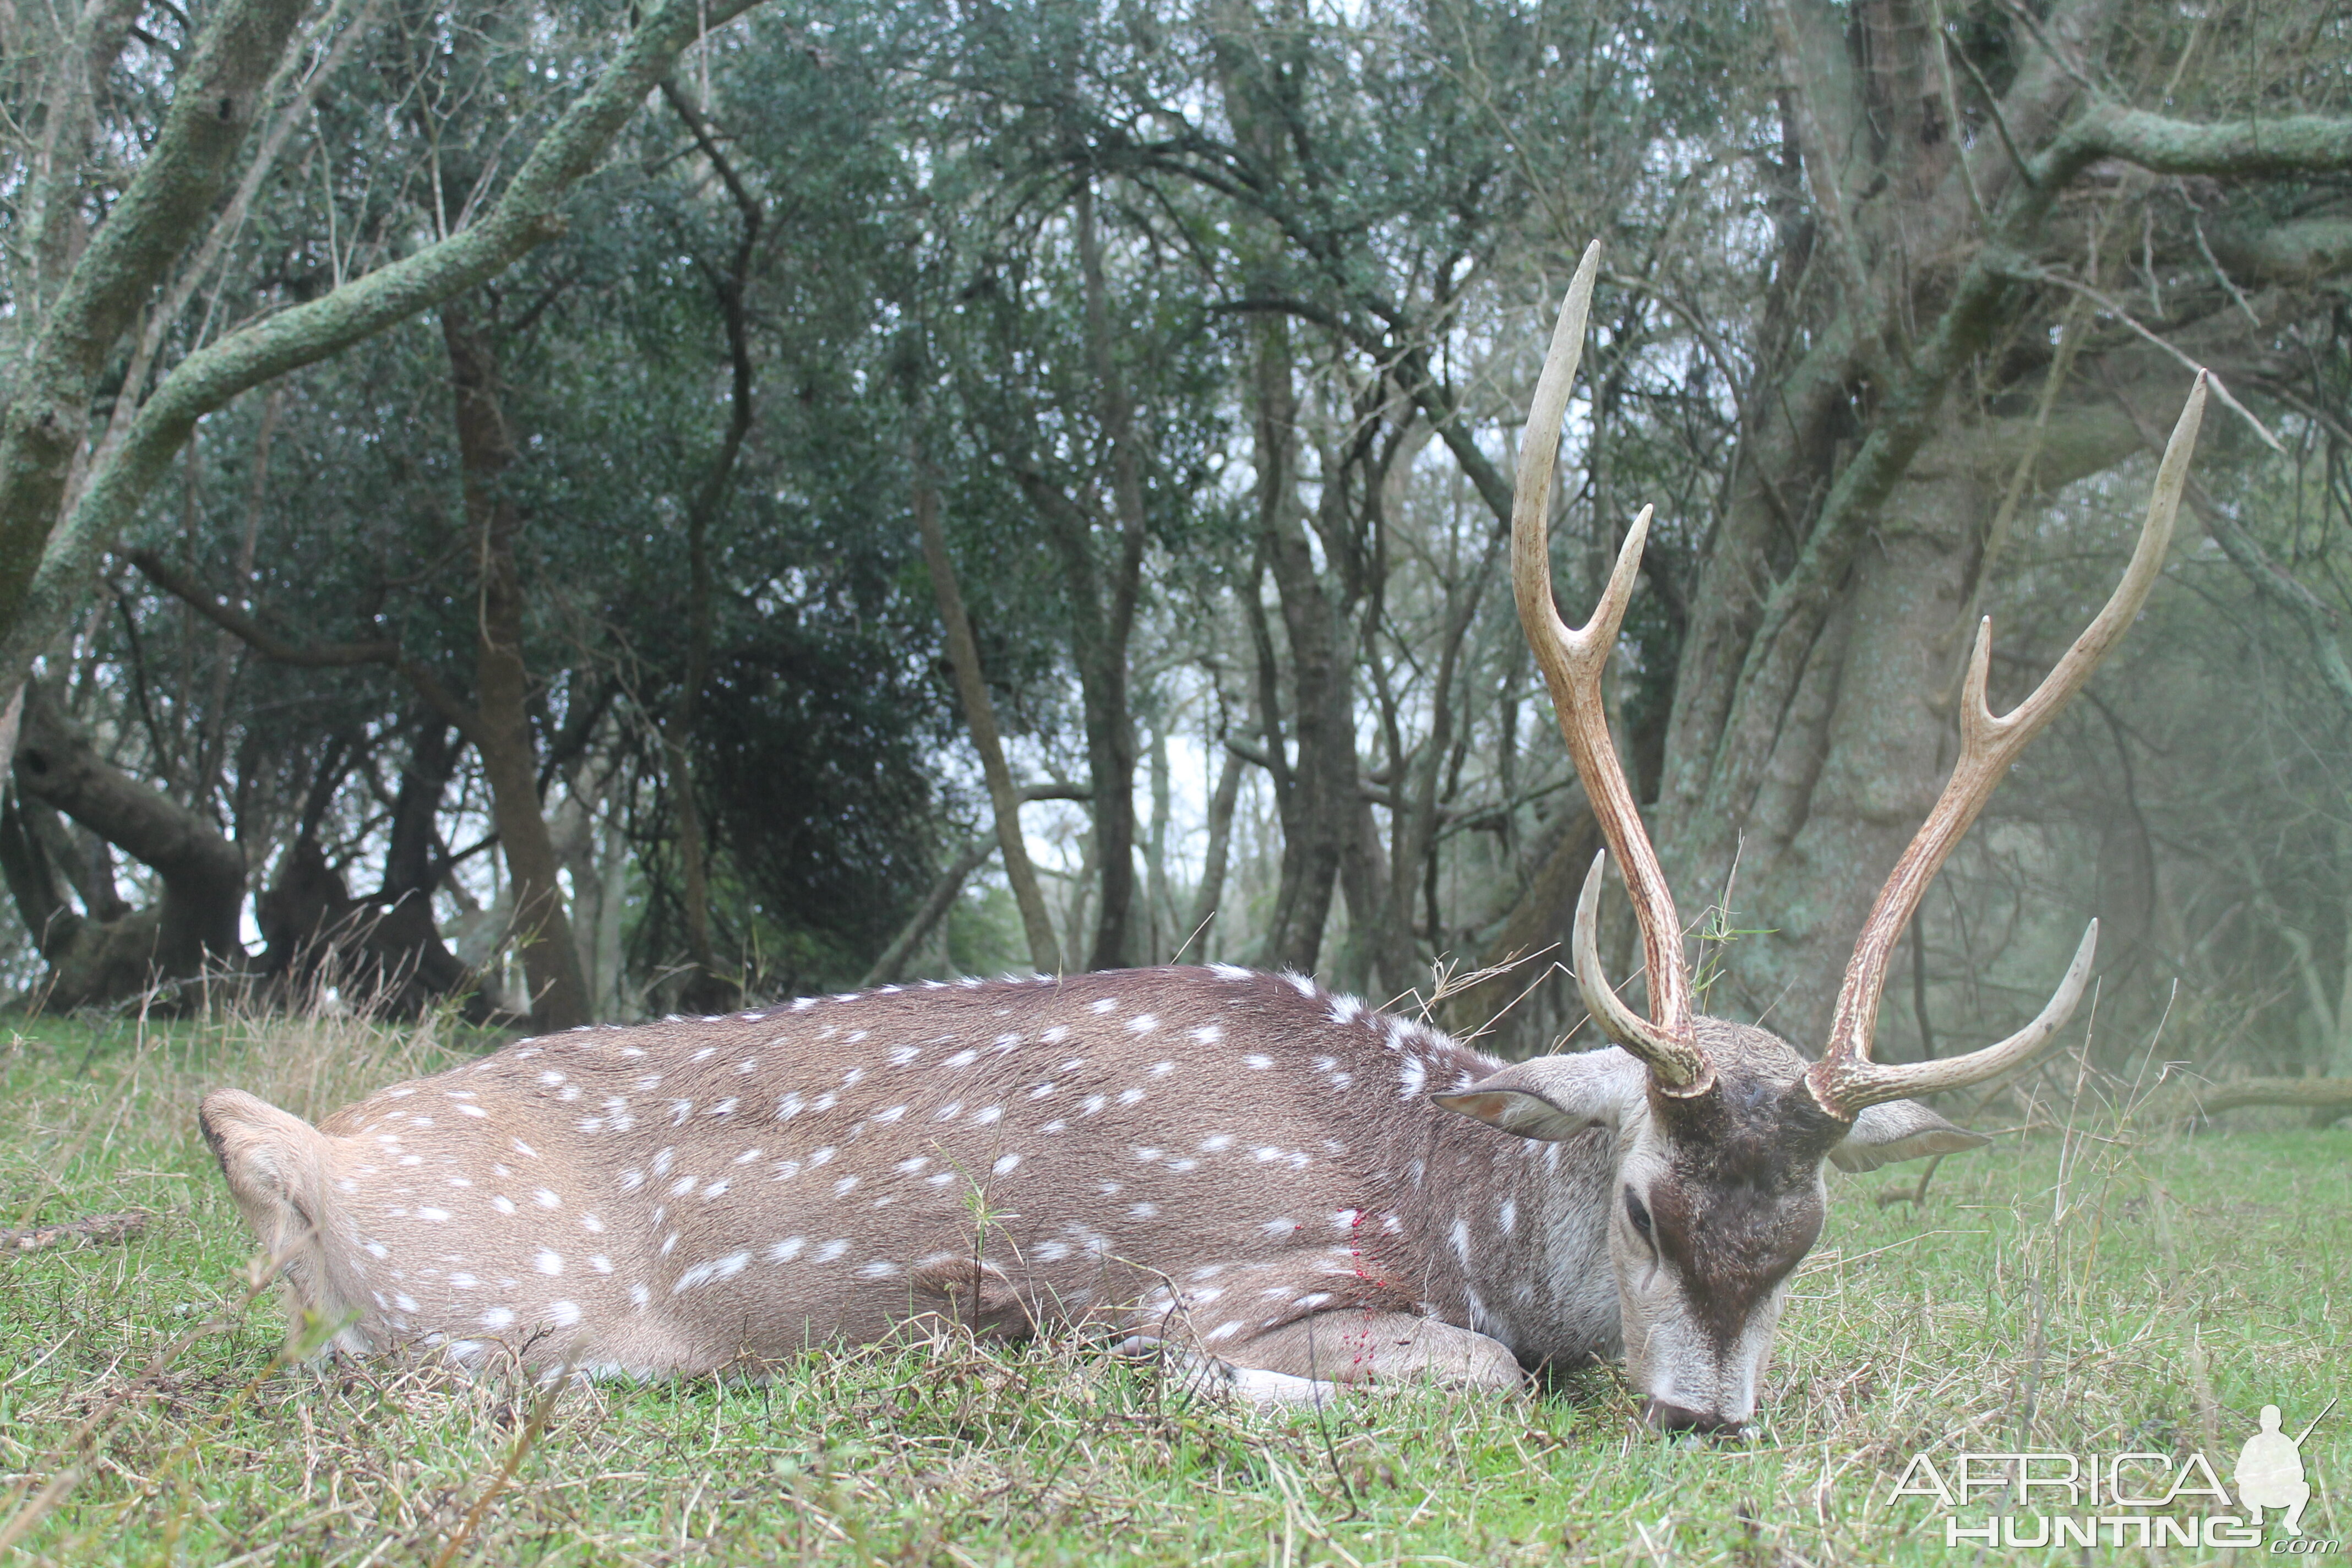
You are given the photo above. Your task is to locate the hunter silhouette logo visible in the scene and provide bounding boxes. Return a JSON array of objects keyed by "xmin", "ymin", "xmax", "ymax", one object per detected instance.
[
  {"xmin": 1890, "ymin": 1395, "xmax": 2337, "ymax": 1549},
  {"xmin": 2236, "ymin": 1401, "xmax": 2328, "ymax": 1538}
]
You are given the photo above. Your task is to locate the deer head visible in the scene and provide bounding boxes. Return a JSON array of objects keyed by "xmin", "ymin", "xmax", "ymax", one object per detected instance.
[{"xmin": 1440, "ymin": 241, "xmax": 2205, "ymax": 1430}]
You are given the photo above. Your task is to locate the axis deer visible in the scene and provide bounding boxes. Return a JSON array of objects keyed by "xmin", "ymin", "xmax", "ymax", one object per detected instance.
[{"xmin": 202, "ymin": 243, "xmax": 2205, "ymax": 1431}]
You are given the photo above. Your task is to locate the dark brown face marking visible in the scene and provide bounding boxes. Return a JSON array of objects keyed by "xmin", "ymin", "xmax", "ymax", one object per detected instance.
[{"xmin": 1642, "ymin": 1069, "xmax": 1847, "ymax": 1353}]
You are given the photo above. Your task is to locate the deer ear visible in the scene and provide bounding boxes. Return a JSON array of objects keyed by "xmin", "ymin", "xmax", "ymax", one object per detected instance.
[
  {"xmin": 1433, "ymin": 1049, "xmax": 1646, "ymax": 1141},
  {"xmin": 1827, "ymin": 1099, "xmax": 1991, "ymax": 1172}
]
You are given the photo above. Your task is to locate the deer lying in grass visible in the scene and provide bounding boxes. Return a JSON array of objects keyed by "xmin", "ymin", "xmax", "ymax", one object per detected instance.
[{"xmin": 203, "ymin": 243, "xmax": 2205, "ymax": 1432}]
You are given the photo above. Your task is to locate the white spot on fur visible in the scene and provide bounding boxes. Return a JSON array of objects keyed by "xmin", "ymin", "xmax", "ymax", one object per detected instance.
[
  {"xmin": 992, "ymin": 1153, "xmax": 1022, "ymax": 1176},
  {"xmin": 491, "ymin": 1196, "xmax": 517, "ymax": 1216},
  {"xmin": 673, "ymin": 1251, "xmax": 750, "ymax": 1293},
  {"xmin": 536, "ymin": 1249, "xmax": 564, "ymax": 1275}
]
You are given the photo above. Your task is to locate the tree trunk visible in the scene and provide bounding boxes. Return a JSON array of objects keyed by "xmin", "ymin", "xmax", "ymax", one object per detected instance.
[
  {"xmin": 11, "ymin": 682, "xmax": 244, "ymax": 1003},
  {"xmin": 914, "ymin": 467, "xmax": 1060, "ymax": 973},
  {"xmin": 1442, "ymin": 800, "xmax": 1603, "ymax": 1054},
  {"xmin": 440, "ymin": 301, "xmax": 589, "ymax": 1031},
  {"xmin": 1245, "ymin": 319, "xmax": 1357, "ymax": 976},
  {"xmin": 1144, "ymin": 721, "xmax": 1174, "ymax": 964},
  {"xmin": 371, "ymin": 715, "xmax": 473, "ymax": 1004},
  {"xmin": 660, "ymin": 80, "xmax": 762, "ymax": 1010},
  {"xmin": 1069, "ymin": 180, "xmax": 1147, "ymax": 971},
  {"xmin": 0, "ymin": 790, "xmax": 83, "ymax": 960},
  {"xmin": 861, "ymin": 837, "xmax": 993, "ymax": 987},
  {"xmin": 1185, "ymin": 744, "xmax": 1244, "ymax": 962}
]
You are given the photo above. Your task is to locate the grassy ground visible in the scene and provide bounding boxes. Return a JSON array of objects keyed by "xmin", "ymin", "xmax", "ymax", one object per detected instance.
[{"xmin": 0, "ymin": 1009, "xmax": 2342, "ymax": 1566}]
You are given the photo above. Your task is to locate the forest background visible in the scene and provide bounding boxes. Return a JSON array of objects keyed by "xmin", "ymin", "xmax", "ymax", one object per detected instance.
[{"xmin": 2, "ymin": 0, "xmax": 2349, "ymax": 1086}]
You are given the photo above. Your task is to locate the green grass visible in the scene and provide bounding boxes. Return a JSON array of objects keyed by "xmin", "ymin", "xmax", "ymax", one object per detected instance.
[{"xmin": 0, "ymin": 1010, "xmax": 2343, "ymax": 1565}]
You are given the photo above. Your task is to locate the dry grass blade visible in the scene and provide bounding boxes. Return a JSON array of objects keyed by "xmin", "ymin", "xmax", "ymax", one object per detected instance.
[{"xmin": 1, "ymin": 1210, "xmax": 148, "ymax": 1254}]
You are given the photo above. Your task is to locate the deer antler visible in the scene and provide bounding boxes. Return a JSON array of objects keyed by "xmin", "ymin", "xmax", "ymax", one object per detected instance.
[
  {"xmin": 1515, "ymin": 243, "xmax": 1709, "ymax": 1093},
  {"xmin": 1808, "ymin": 374, "xmax": 2208, "ymax": 1117}
]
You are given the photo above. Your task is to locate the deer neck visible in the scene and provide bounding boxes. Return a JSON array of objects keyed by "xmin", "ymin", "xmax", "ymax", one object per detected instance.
[{"xmin": 1386, "ymin": 1107, "xmax": 1624, "ymax": 1367}]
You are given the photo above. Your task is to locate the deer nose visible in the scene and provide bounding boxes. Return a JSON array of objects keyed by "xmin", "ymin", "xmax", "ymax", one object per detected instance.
[{"xmin": 1642, "ymin": 1398, "xmax": 1744, "ymax": 1435}]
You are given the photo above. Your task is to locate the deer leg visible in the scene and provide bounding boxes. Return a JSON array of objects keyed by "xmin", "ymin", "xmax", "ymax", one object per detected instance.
[{"xmin": 1124, "ymin": 1309, "xmax": 1525, "ymax": 1404}]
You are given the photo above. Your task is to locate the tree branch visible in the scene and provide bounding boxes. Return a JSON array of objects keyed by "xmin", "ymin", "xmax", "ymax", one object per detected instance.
[
  {"xmin": 126, "ymin": 550, "xmax": 486, "ymax": 745},
  {"xmin": 0, "ymin": 0, "xmax": 309, "ymax": 633},
  {"xmin": 127, "ymin": 551, "xmax": 396, "ymax": 667},
  {"xmin": 0, "ymin": 0, "xmax": 770, "ymax": 689},
  {"xmin": 2064, "ymin": 104, "xmax": 2352, "ymax": 181}
]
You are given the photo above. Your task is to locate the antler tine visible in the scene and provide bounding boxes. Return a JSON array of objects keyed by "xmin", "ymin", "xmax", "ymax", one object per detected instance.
[
  {"xmin": 1827, "ymin": 923, "xmax": 2098, "ymax": 1111},
  {"xmin": 1514, "ymin": 241, "xmax": 1706, "ymax": 1092},
  {"xmin": 1574, "ymin": 851, "xmax": 1711, "ymax": 1087},
  {"xmin": 1809, "ymin": 374, "xmax": 2207, "ymax": 1117}
]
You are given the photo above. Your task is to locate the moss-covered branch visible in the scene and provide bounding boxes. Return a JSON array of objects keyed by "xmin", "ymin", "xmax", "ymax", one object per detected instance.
[
  {"xmin": 0, "ymin": 0, "xmax": 308, "ymax": 643},
  {"xmin": 0, "ymin": 0, "xmax": 767, "ymax": 685}
]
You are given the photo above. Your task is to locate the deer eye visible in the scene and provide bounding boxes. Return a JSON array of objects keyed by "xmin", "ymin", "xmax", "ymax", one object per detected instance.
[{"xmin": 1623, "ymin": 1185, "xmax": 1654, "ymax": 1240}]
